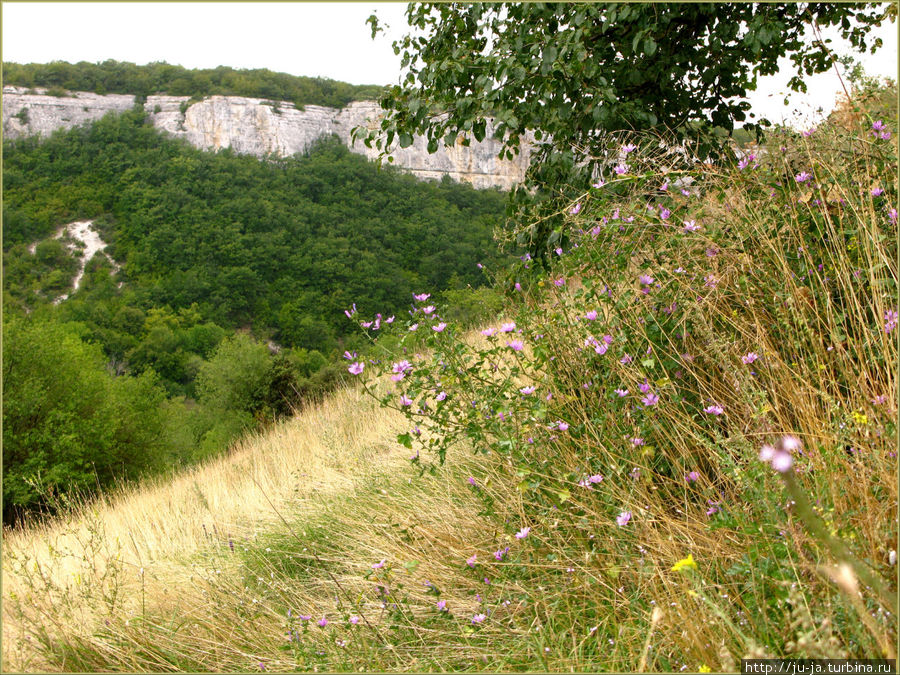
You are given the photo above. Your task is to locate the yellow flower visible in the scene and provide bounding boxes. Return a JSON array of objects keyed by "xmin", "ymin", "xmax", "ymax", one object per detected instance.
[
  {"xmin": 851, "ymin": 411, "xmax": 868, "ymax": 425},
  {"xmin": 699, "ymin": 665, "xmax": 712, "ymax": 673},
  {"xmin": 671, "ymin": 553, "xmax": 698, "ymax": 573}
]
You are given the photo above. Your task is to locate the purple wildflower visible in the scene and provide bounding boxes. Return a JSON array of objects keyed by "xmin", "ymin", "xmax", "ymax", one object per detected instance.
[
  {"xmin": 432, "ymin": 322, "xmax": 447, "ymax": 332},
  {"xmin": 686, "ymin": 471, "xmax": 700, "ymax": 483},
  {"xmin": 642, "ymin": 393, "xmax": 659, "ymax": 407},
  {"xmin": 614, "ymin": 388, "xmax": 629, "ymax": 397},
  {"xmin": 348, "ymin": 362, "xmax": 364, "ymax": 375},
  {"xmin": 742, "ymin": 352, "xmax": 759, "ymax": 364},
  {"xmin": 885, "ymin": 310, "xmax": 898, "ymax": 334},
  {"xmin": 507, "ymin": 339, "xmax": 525, "ymax": 351},
  {"xmin": 467, "ymin": 554, "xmax": 477, "ymax": 568},
  {"xmin": 703, "ymin": 404, "xmax": 724, "ymax": 415},
  {"xmin": 515, "ymin": 527, "xmax": 530, "ymax": 539},
  {"xmin": 413, "ymin": 293, "xmax": 430, "ymax": 301},
  {"xmin": 795, "ymin": 171, "xmax": 812, "ymax": 183},
  {"xmin": 616, "ymin": 511, "xmax": 632, "ymax": 527},
  {"xmin": 570, "ymin": 203, "xmax": 582, "ymax": 215}
]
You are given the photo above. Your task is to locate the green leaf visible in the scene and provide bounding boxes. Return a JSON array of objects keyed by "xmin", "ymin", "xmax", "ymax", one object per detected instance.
[{"xmin": 397, "ymin": 432, "xmax": 413, "ymax": 449}]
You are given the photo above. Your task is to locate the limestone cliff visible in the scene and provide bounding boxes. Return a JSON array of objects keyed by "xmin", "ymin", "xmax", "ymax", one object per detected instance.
[{"xmin": 2, "ymin": 86, "xmax": 530, "ymax": 190}]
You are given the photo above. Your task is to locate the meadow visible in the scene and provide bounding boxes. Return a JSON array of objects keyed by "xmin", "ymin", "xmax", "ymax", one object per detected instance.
[{"xmin": 3, "ymin": 85, "xmax": 896, "ymax": 672}]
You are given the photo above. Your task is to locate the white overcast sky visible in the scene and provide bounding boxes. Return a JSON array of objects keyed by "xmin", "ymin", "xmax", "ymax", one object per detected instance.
[{"xmin": 2, "ymin": 2, "xmax": 897, "ymax": 128}]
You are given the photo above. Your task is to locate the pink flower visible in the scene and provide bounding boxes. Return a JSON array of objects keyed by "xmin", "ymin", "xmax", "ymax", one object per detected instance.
[
  {"xmin": 703, "ymin": 404, "xmax": 724, "ymax": 415},
  {"xmin": 507, "ymin": 339, "xmax": 525, "ymax": 351},
  {"xmin": 685, "ymin": 471, "xmax": 700, "ymax": 483},
  {"xmin": 481, "ymin": 327, "xmax": 496, "ymax": 336},
  {"xmin": 422, "ymin": 305, "xmax": 436, "ymax": 315},
  {"xmin": 570, "ymin": 202, "xmax": 582, "ymax": 215},
  {"xmin": 514, "ymin": 282, "xmax": 522, "ymax": 291},
  {"xmin": 616, "ymin": 511, "xmax": 632, "ymax": 527},
  {"xmin": 348, "ymin": 362, "xmax": 364, "ymax": 375},
  {"xmin": 614, "ymin": 164, "xmax": 628, "ymax": 175},
  {"xmin": 771, "ymin": 452, "xmax": 793, "ymax": 473},
  {"xmin": 372, "ymin": 559, "xmax": 386, "ymax": 569},
  {"xmin": 885, "ymin": 310, "xmax": 898, "ymax": 334},
  {"xmin": 577, "ymin": 474, "xmax": 604, "ymax": 488},
  {"xmin": 515, "ymin": 526, "xmax": 531, "ymax": 539},
  {"xmin": 631, "ymin": 437, "xmax": 644, "ymax": 446},
  {"xmin": 682, "ymin": 220, "xmax": 700, "ymax": 232},
  {"xmin": 432, "ymin": 322, "xmax": 447, "ymax": 332},
  {"xmin": 413, "ymin": 293, "xmax": 430, "ymax": 301},
  {"xmin": 466, "ymin": 554, "xmax": 477, "ymax": 568},
  {"xmin": 795, "ymin": 171, "xmax": 812, "ymax": 183},
  {"xmin": 641, "ymin": 393, "xmax": 659, "ymax": 407},
  {"xmin": 557, "ymin": 421, "xmax": 569, "ymax": 432},
  {"xmin": 436, "ymin": 391, "xmax": 447, "ymax": 401},
  {"xmin": 781, "ymin": 435, "xmax": 802, "ymax": 453},
  {"xmin": 742, "ymin": 352, "xmax": 759, "ymax": 364},
  {"xmin": 519, "ymin": 385, "xmax": 536, "ymax": 395},
  {"xmin": 584, "ymin": 310, "xmax": 598, "ymax": 321},
  {"xmin": 620, "ymin": 354, "xmax": 633, "ymax": 364},
  {"xmin": 436, "ymin": 600, "xmax": 447, "ymax": 611},
  {"xmin": 759, "ymin": 444, "xmax": 776, "ymax": 462},
  {"xmin": 409, "ymin": 323, "xmax": 419, "ymax": 331},
  {"xmin": 349, "ymin": 616, "xmax": 360, "ymax": 625},
  {"xmin": 317, "ymin": 616, "xmax": 328, "ymax": 628},
  {"xmin": 659, "ymin": 207, "xmax": 671, "ymax": 220},
  {"xmin": 554, "ymin": 277, "xmax": 566, "ymax": 287},
  {"xmin": 639, "ymin": 274, "xmax": 654, "ymax": 285},
  {"xmin": 500, "ymin": 322, "xmax": 516, "ymax": 333},
  {"xmin": 471, "ymin": 613, "xmax": 487, "ymax": 624},
  {"xmin": 399, "ymin": 394, "xmax": 413, "ymax": 406},
  {"xmin": 614, "ymin": 388, "xmax": 629, "ymax": 397},
  {"xmin": 494, "ymin": 547, "xmax": 509, "ymax": 560}
]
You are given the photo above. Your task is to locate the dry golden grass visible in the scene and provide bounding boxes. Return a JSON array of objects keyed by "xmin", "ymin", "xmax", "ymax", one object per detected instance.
[{"xmin": 2, "ymin": 383, "xmax": 414, "ymax": 671}]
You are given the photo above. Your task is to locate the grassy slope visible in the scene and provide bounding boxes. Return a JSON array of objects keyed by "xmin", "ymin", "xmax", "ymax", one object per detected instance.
[{"xmin": 4, "ymin": 87, "xmax": 897, "ymax": 673}]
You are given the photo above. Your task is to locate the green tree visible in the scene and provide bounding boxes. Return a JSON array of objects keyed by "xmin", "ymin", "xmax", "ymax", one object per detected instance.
[
  {"xmin": 196, "ymin": 333, "xmax": 273, "ymax": 417},
  {"xmin": 3, "ymin": 316, "xmax": 168, "ymax": 523},
  {"xmin": 363, "ymin": 3, "xmax": 890, "ymax": 164}
]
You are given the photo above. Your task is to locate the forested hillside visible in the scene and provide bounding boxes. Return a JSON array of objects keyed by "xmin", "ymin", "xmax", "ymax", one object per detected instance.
[
  {"xmin": 2, "ymin": 106, "xmax": 508, "ymax": 523},
  {"xmin": 3, "ymin": 60, "xmax": 385, "ymax": 108}
]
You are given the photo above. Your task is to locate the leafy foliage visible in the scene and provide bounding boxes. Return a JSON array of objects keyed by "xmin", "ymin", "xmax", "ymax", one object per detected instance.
[
  {"xmin": 3, "ymin": 101, "xmax": 508, "ymax": 523},
  {"xmin": 364, "ymin": 3, "xmax": 889, "ymax": 168},
  {"xmin": 5, "ymin": 60, "xmax": 387, "ymax": 109}
]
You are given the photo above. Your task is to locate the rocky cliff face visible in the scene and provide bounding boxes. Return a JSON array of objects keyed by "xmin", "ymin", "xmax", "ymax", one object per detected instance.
[{"xmin": 2, "ymin": 86, "xmax": 530, "ymax": 190}]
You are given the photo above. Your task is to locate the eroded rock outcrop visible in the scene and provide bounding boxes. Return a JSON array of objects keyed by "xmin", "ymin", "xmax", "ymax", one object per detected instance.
[{"xmin": 3, "ymin": 86, "xmax": 530, "ymax": 190}]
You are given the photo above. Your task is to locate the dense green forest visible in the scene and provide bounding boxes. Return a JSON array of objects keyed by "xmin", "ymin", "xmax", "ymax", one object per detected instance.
[
  {"xmin": 4, "ymin": 60, "xmax": 386, "ymax": 108},
  {"xmin": 3, "ymin": 105, "xmax": 507, "ymax": 523}
]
